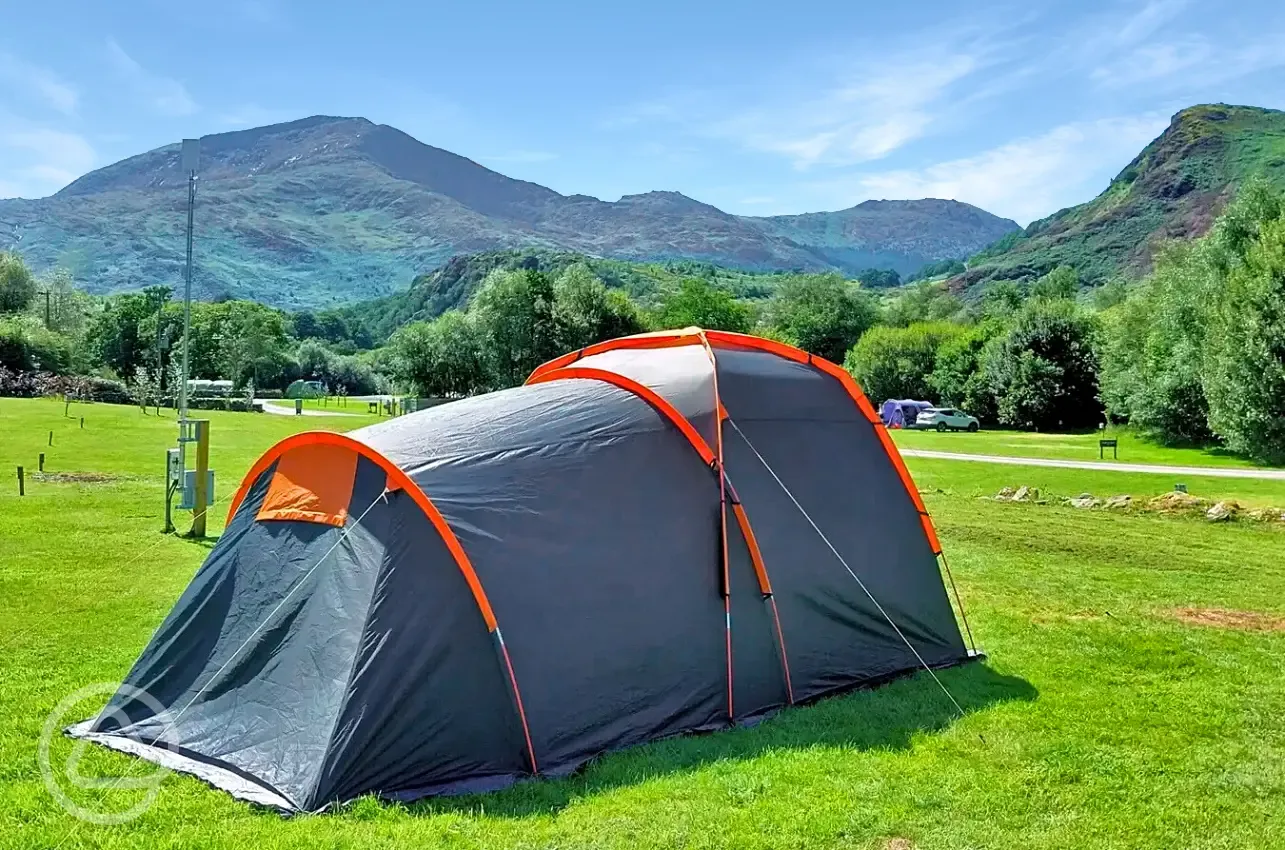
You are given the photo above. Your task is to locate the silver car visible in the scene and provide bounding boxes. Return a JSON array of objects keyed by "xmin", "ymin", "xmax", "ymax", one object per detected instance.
[{"xmin": 915, "ymin": 407, "xmax": 980, "ymax": 432}]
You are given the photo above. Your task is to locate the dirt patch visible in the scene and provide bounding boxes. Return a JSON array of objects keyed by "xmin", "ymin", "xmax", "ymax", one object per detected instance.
[
  {"xmin": 882, "ymin": 840, "xmax": 917, "ymax": 850},
  {"xmin": 30, "ymin": 471, "xmax": 119, "ymax": 484},
  {"xmin": 1169, "ymin": 607, "xmax": 1285, "ymax": 632}
]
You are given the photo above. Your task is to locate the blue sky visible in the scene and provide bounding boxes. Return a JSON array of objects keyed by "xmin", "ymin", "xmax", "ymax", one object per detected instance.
[{"xmin": 1, "ymin": 0, "xmax": 1282, "ymax": 224}]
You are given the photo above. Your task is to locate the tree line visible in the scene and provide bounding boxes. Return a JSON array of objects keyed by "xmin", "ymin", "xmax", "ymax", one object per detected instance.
[
  {"xmin": 2, "ymin": 178, "xmax": 1282, "ymax": 461},
  {"xmin": 0, "ymin": 263, "xmax": 382, "ymax": 399}
]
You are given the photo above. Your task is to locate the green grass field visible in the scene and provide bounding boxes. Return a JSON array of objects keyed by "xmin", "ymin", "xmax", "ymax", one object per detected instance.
[
  {"xmin": 891, "ymin": 426, "xmax": 1274, "ymax": 470},
  {"xmin": 2, "ymin": 398, "xmax": 1283, "ymax": 849}
]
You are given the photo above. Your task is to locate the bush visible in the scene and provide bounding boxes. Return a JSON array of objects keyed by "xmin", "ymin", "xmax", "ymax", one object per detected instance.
[
  {"xmin": 188, "ymin": 398, "xmax": 259, "ymax": 412},
  {"xmin": 984, "ymin": 299, "xmax": 1101, "ymax": 430},
  {"xmin": 286, "ymin": 379, "xmax": 327, "ymax": 399},
  {"xmin": 0, "ymin": 315, "xmax": 75, "ymax": 374},
  {"xmin": 80, "ymin": 376, "xmax": 131, "ymax": 404}
]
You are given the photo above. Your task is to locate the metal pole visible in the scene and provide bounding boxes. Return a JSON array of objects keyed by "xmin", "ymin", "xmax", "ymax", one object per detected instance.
[{"xmin": 178, "ymin": 170, "xmax": 196, "ymax": 428}]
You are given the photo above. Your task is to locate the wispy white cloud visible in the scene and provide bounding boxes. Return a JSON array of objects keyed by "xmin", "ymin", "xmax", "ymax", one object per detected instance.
[
  {"xmin": 0, "ymin": 121, "xmax": 97, "ymax": 199},
  {"xmin": 0, "ymin": 53, "xmax": 78, "ymax": 115},
  {"xmin": 1113, "ymin": 0, "xmax": 1191, "ymax": 47},
  {"xmin": 1092, "ymin": 33, "xmax": 1285, "ymax": 90},
  {"xmin": 1072, "ymin": 0, "xmax": 1285, "ymax": 93},
  {"xmin": 608, "ymin": 36, "xmax": 1000, "ymax": 170},
  {"xmin": 847, "ymin": 114, "xmax": 1168, "ymax": 225},
  {"xmin": 106, "ymin": 38, "xmax": 198, "ymax": 117}
]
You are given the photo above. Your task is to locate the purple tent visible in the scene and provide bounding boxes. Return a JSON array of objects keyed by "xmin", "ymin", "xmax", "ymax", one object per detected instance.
[{"xmin": 880, "ymin": 399, "xmax": 933, "ymax": 428}]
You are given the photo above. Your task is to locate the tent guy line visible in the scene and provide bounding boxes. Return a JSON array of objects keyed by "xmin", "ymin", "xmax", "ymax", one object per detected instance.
[{"xmin": 726, "ymin": 417, "xmax": 969, "ymax": 720}]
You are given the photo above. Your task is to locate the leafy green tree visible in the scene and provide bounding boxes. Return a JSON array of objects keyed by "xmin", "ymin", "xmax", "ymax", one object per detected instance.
[
  {"xmin": 471, "ymin": 269, "xmax": 562, "ymax": 387},
  {"xmin": 652, "ymin": 278, "xmax": 752, "ymax": 333},
  {"xmin": 909, "ymin": 258, "xmax": 965, "ymax": 282},
  {"xmin": 297, "ymin": 339, "xmax": 335, "ymax": 381},
  {"xmin": 86, "ymin": 292, "xmax": 156, "ymax": 377},
  {"xmin": 883, "ymin": 281, "xmax": 963, "ymax": 327},
  {"xmin": 391, "ymin": 310, "xmax": 490, "ymax": 397},
  {"xmin": 857, "ymin": 268, "xmax": 901, "ymax": 288},
  {"xmin": 0, "ymin": 252, "xmax": 37, "ymax": 313},
  {"xmin": 1091, "ymin": 277, "xmax": 1130, "ymax": 310},
  {"xmin": 984, "ymin": 299, "xmax": 1100, "ymax": 430},
  {"xmin": 762, "ymin": 274, "xmax": 877, "ymax": 362},
  {"xmin": 292, "ymin": 310, "xmax": 321, "ymax": 341},
  {"xmin": 981, "ymin": 280, "xmax": 1024, "ymax": 320},
  {"xmin": 35, "ymin": 268, "xmax": 97, "ymax": 338},
  {"xmin": 329, "ymin": 355, "xmax": 378, "ymax": 396},
  {"xmin": 1096, "ymin": 181, "xmax": 1282, "ymax": 446},
  {"xmin": 1202, "ymin": 212, "xmax": 1285, "ymax": 463},
  {"xmin": 1097, "ymin": 240, "xmax": 1215, "ymax": 442},
  {"xmin": 1030, "ymin": 265, "xmax": 1079, "ymax": 300},
  {"xmin": 927, "ymin": 321, "xmax": 1003, "ymax": 423},
  {"xmin": 217, "ymin": 302, "xmax": 293, "ymax": 389},
  {"xmin": 552, "ymin": 263, "xmax": 645, "ymax": 351},
  {"xmin": 0, "ymin": 314, "xmax": 74, "ymax": 373},
  {"xmin": 845, "ymin": 322, "xmax": 963, "ymax": 402}
]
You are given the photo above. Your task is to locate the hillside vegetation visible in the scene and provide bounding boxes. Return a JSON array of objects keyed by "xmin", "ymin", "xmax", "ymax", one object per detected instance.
[
  {"xmin": 957, "ymin": 104, "xmax": 1285, "ymax": 288},
  {"xmin": 0, "ymin": 117, "xmax": 1015, "ymax": 309},
  {"xmin": 341, "ymin": 250, "xmax": 889, "ymax": 341}
]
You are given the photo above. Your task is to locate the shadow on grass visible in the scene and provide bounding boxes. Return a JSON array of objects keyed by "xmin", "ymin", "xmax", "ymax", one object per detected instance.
[
  {"xmin": 413, "ymin": 661, "xmax": 1035, "ymax": 819},
  {"xmin": 177, "ymin": 532, "xmax": 220, "ymax": 551}
]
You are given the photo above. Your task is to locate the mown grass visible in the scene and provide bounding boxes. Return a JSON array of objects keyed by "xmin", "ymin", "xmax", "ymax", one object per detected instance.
[
  {"xmin": 891, "ymin": 426, "xmax": 1275, "ymax": 470},
  {"xmin": 2, "ymin": 398, "xmax": 1283, "ymax": 849}
]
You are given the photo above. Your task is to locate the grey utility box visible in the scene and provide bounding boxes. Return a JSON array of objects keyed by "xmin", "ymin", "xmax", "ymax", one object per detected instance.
[{"xmin": 178, "ymin": 469, "xmax": 215, "ymax": 510}]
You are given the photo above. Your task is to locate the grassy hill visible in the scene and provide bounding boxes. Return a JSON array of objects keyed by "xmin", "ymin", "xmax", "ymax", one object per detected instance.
[
  {"xmin": 0, "ymin": 117, "xmax": 1014, "ymax": 310},
  {"xmin": 956, "ymin": 104, "xmax": 1285, "ymax": 289}
]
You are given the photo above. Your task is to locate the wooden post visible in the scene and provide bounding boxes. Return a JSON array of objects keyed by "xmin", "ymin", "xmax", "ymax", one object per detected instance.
[
  {"xmin": 48, "ymin": 430, "xmax": 53, "ymax": 446},
  {"xmin": 16, "ymin": 466, "xmax": 24, "ymax": 496},
  {"xmin": 191, "ymin": 419, "xmax": 210, "ymax": 538},
  {"xmin": 64, "ymin": 396, "xmax": 70, "ymax": 417},
  {"xmin": 80, "ymin": 417, "xmax": 84, "ymax": 429},
  {"xmin": 39, "ymin": 453, "xmax": 45, "ymax": 472}
]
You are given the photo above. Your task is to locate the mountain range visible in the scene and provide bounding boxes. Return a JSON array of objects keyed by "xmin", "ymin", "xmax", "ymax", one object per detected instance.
[
  {"xmin": 957, "ymin": 104, "xmax": 1285, "ymax": 289},
  {"xmin": 0, "ymin": 117, "xmax": 1018, "ymax": 309}
]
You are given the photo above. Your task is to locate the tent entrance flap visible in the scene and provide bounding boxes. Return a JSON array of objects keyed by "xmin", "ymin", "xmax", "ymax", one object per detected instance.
[{"xmin": 256, "ymin": 442, "xmax": 359, "ymax": 526}]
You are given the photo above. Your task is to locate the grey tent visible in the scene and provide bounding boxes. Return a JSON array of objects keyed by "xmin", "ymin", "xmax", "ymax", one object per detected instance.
[{"xmin": 71, "ymin": 328, "xmax": 975, "ymax": 812}]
